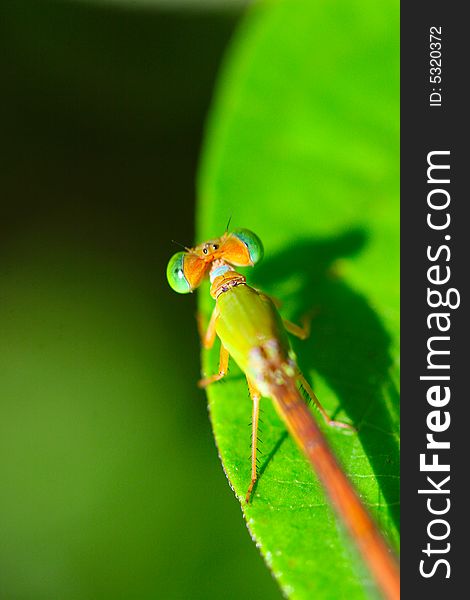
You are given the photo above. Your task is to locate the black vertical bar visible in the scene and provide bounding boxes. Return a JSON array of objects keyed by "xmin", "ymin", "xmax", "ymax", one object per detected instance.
[{"xmin": 401, "ymin": 3, "xmax": 466, "ymax": 598}]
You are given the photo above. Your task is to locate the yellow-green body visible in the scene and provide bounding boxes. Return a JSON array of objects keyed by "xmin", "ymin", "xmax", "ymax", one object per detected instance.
[
  {"xmin": 166, "ymin": 231, "xmax": 400, "ymax": 597},
  {"xmin": 215, "ymin": 284, "xmax": 291, "ymax": 383}
]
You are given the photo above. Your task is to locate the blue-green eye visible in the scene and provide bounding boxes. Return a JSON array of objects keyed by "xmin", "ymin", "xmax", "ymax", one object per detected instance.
[
  {"xmin": 166, "ymin": 252, "xmax": 191, "ymax": 294},
  {"xmin": 232, "ymin": 229, "xmax": 264, "ymax": 265}
]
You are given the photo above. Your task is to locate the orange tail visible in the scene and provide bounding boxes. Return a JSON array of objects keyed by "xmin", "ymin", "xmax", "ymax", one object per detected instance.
[{"xmin": 272, "ymin": 383, "xmax": 399, "ymax": 600}]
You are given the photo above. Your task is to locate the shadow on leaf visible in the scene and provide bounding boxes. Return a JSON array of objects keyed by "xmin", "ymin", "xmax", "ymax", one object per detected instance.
[{"xmin": 252, "ymin": 228, "xmax": 400, "ymax": 535}]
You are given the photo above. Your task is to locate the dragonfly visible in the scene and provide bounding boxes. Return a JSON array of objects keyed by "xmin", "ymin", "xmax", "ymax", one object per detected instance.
[{"xmin": 166, "ymin": 228, "xmax": 399, "ymax": 600}]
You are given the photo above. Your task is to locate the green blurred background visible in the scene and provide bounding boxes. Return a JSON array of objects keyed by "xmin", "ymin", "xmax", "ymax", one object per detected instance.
[{"xmin": 0, "ymin": 1, "xmax": 281, "ymax": 598}]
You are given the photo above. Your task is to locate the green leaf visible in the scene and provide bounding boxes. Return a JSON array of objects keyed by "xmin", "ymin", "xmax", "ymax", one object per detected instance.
[{"xmin": 196, "ymin": 0, "xmax": 399, "ymax": 598}]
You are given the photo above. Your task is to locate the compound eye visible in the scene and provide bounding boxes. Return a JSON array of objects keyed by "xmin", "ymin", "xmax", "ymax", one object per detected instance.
[
  {"xmin": 203, "ymin": 248, "xmax": 208, "ymax": 255},
  {"xmin": 232, "ymin": 229, "xmax": 264, "ymax": 265},
  {"xmin": 212, "ymin": 244, "xmax": 219, "ymax": 250},
  {"xmin": 166, "ymin": 252, "xmax": 192, "ymax": 294}
]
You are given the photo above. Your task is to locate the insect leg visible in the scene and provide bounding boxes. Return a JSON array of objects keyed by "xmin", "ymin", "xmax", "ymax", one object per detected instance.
[
  {"xmin": 198, "ymin": 343, "xmax": 229, "ymax": 388},
  {"xmin": 283, "ymin": 308, "xmax": 317, "ymax": 340},
  {"xmin": 197, "ymin": 305, "xmax": 219, "ymax": 350},
  {"xmin": 297, "ymin": 372, "xmax": 355, "ymax": 431},
  {"xmin": 283, "ymin": 318, "xmax": 310, "ymax": 340},
  {"xmin": 245, "ymin": 378, "xmax": 262, "ymax": 503}
]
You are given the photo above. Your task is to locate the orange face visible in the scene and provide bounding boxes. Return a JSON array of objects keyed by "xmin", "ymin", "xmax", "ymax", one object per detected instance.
[
  {"xmin": 167, "ymin": 229, "xmax": 264, "ymax": 294},
  {"xmin": 190, "ymin": 231, "xmax": 256, "ymax": 267}
]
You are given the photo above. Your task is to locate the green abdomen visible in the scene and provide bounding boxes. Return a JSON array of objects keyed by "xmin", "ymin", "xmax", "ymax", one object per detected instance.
[{"xmin": 215, "ymin": 284, "xmax": 290, "ymax": 377}]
